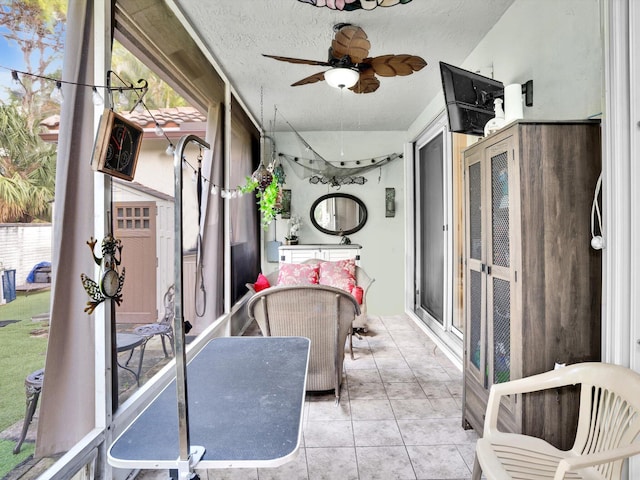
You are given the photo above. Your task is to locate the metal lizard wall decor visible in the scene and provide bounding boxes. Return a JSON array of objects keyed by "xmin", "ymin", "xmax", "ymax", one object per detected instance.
[{"xmin": 80, "ymin": 233, "xmax": 126, "ymax": 314}]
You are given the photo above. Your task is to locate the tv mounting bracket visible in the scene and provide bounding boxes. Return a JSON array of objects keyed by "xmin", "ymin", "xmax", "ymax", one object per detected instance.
[{"xmin": 483, "ymin": 79, "xmax": 533, "ymax": 107}]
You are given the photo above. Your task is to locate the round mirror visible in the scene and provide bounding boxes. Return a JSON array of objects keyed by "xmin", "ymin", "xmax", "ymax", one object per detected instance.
[{"xmin": 310, "ymin": 193, "xmax": 367, "ymax": 236}]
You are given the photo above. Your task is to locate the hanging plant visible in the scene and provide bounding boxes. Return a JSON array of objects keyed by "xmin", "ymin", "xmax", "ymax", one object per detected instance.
[{"xmin": 240, "ymin": 175, "xmax": 280, "ymax": 230}]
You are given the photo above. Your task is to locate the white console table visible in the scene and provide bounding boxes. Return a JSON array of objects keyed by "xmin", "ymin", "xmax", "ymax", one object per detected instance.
[{"xmin": 279, "ymin": 244, "xmax": 362, "ymax": 265}]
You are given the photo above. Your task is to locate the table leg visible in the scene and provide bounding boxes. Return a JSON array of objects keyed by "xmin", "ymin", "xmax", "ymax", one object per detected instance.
[
  {"xmin": 13, "ymin": 370, "xmax": 44, "ymax": 454},
  {"xmin": 117, "ymin": 340, "xmax": 146, "ymax": 386},
  {"xmin": 135, "ymin": 341, "xmax": 147, "ymax": 385}
]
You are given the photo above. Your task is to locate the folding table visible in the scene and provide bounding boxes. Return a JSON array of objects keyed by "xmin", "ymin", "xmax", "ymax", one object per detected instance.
[{"xmin": 108, "ymin": 336, "xmax": 309, "ymax": 474}]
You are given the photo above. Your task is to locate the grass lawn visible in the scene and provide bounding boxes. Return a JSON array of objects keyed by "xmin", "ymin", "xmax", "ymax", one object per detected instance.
[
  {"xmin": 0, "ymin": 440, "xmax": 34, "ymax": 478},
  {"xmin": 0, "ymin": 291, "xmax": 50, "ymax": 477}
]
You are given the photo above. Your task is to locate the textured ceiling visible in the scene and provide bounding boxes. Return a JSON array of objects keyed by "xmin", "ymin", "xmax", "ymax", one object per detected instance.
[{"xmin": 170, "ymin": 0, "xmax": 515, "ymax": 132}]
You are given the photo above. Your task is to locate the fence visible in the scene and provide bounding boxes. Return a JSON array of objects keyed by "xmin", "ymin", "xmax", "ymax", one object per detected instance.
[{"xmin": 0, "ymin": 223, "xmax": 52, "ymax": 285}]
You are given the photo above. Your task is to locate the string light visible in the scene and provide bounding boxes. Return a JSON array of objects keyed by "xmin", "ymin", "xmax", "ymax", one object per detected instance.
[
  {"xmin": 50, "ymin": 81, "xmax": 63, "ymax": 104},
  {"xmin": 5, "ymin": 65, "xmax": 183, "ymax": 161},
  {"xmin": 11, "ymin": 70, "xmax": 25, "ymax": 97},
  {"xmin": 4, "ymin": 65, "xmax": 251, "ymax": 202},
  {"xmin": 279, "ymin": 152, "xmax": 402, "ymax": 167},
  {"xmin": 91, "ymin": 86, "xmax": 103, "ymax": 106},
  {"xmin": 134, "ymin": 101, "xmax": 144, "ymax": 113},
  {"xmin": 116, "ymin": 88, "xmax": 128, "ymax": 107},
  {"xmin": 169, "ymin": 155, "xmax": 248, "ymax": 200}
]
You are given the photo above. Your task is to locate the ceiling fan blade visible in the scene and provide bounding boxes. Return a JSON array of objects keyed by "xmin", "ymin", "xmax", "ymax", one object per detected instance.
[
  {"xmin": 262, "ymin": 54, "xmax": 330, "ymax": 67},
  {"xmin": 367, "ymin": 54, "xmax": 427, "ymax": 77},
  {"xmin": 291, "ymin": 71, "xmax": 327, "ymax": 86},
  {"xmin": 331, "ymin": 25, "xmax": 371, "ymax": 63},
  {"xmin": 350, "ymin": 70, "xmax": 379, "ymax": 94}
]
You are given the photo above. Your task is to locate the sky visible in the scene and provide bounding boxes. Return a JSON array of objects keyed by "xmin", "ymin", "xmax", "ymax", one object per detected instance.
[
  {"xmin": 0, "ymin": 33, "xmax": 22, "ymax": 101},
  {"xmin": 0, "ymin": 21, "xmax": 64, "ymax": 103}
]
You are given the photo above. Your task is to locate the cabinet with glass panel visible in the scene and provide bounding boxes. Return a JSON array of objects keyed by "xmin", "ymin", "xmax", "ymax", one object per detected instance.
[{"xmin": 462, "ymin": 121, "xmax": 602, "ymax": 450}]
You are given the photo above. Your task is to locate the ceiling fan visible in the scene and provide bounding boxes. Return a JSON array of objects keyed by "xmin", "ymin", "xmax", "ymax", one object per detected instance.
[{"xmin": 263, "ymin": 23, "xmax": 427, "ymax": 94}]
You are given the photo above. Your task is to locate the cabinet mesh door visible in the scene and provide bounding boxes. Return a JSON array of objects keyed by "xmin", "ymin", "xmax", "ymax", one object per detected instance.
[
  {"xmin": 490, "ymin": 150, "xmax": 511, "ymax": 384},
  {"xmin": 470, "ymin": 270, "xmax": 482, "ymax": 370},
  {"xmin": 493, "ymin": 277, "xmax": 511, "ymax": 383},
  {"xmin": 469, "ymin": 162, "xmax": 482, "ymax": 260},
  {"xmin": 491, "ymin": 152, "xmax": 509, "ymax": 268}
]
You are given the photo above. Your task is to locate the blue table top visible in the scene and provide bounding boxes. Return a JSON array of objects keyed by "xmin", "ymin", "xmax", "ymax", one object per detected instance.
[{"xmin": 108, "ymin": 336, "xmax": 310, "ymax": 470}]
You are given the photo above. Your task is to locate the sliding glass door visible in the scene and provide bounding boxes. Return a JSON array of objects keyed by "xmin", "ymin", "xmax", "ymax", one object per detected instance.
[
  {"xmin": 418, "ymin": 132, "xmax": 445, "ymax": 324},
  {"xmin": 413, "ymin": 116, "xmax": 462, "ymax": 355}
]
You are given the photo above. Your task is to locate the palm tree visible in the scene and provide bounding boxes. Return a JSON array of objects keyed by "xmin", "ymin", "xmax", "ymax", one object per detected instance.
[
  {"xmin": 0, "ymin": 103, "xmax": 56, "ymax": 222},
  {"xmin": 111, "ymin": 41, "xmax": 188, "ymax": 111}
]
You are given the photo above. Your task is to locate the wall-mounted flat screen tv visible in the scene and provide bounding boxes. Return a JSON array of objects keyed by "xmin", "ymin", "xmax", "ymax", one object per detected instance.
[{"xmin": 439, "ymin": 61, "xmax": 504, "ymax": 136}]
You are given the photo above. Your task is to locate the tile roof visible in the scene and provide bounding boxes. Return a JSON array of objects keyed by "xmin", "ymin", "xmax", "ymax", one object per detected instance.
[
  {"xmin": 124, "ymin": 106, "xmax": 206, "ymax": 128},
  {"xmin": 40, "ymin": 107, "xmax": 206, "ymax": 130}
]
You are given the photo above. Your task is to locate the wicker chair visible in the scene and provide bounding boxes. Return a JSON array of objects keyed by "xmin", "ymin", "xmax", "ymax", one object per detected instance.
[
  {"xmin": 133, "ymin": 285, "xmax": 175, "ymax": 357},
  {"xmin": 246, "ymin": 262, "xmax": 375, "ymax": 358},
  {"xmin": 473, "ymin": 362, "xmax": 640, "ymax": 480},
  {"xmin": 247, "ymin": 284, "xmax": 360, "ymax": 404}
]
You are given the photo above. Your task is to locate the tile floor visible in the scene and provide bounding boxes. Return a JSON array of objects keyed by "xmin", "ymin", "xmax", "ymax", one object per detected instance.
[{"xmin": 136, "ymin": 314, "xmax": 479, "ymax": 480}]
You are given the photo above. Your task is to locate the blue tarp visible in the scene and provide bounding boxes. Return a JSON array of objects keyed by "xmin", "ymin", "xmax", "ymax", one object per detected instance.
[{"xmin": 26, "ymin": 261, "xmax": 51, "ymax": 283}]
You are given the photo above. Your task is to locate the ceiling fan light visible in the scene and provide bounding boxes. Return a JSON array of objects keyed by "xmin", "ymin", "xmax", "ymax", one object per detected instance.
[{"xmin": 324, "ymin": 67, "xmax": 359, "ymax": 89}]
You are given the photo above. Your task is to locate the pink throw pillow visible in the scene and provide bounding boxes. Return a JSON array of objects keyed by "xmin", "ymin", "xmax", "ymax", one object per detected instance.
[
  {"xmin": 319, "ymin": 259, "xmax": 356, "ymax": 293},
  {"xmin": 352, "ymin": 285, "xmax": 364, "ymax": 304},
  {"xmin": 277, "ymin": 263, "xmax": 320, "ymax": 286},
  {"xmin": 253, "ymin": 273, "xmax": 271, "ymax": 292}
]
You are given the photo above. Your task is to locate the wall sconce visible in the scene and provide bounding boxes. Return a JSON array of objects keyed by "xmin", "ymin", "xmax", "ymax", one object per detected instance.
[{"xmin": 385, "ymin": 188, "xmax": 395, "ymax": 217}]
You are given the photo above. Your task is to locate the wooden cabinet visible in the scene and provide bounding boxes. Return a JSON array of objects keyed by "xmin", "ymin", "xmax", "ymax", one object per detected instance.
[
  {"xmin": 462, "ymin": 121, "xmax": 602, "ymax": 450},
  {"xmin": 279, "ymin": 244, "xmax": 362, "ymax": 265}
]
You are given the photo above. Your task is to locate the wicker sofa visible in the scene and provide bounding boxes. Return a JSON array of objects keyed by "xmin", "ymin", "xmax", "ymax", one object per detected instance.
[{"xmin": 247, "ymin": 284, "xmax": 360, "ymax": 403}]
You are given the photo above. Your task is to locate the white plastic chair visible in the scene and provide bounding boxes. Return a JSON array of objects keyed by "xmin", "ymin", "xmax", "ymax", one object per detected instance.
[{"xmin": 473, "ymin": 362, "xmax": 640, "ymax": 480}]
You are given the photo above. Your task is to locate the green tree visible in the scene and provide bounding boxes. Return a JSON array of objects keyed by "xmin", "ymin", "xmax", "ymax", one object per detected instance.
[
  {"xmin": 0, "ymin": 1, "xmax": 64, "ymax": 222},
  {"xmin": 0, "ymin": 0, "xmax": 66, "ymax": 127},
  {"xmin": 0, "ymin": 4, "xmax": 187, "ymax": 223},
  {"xmin": 0, "ymin": 103, "xmax": 55, "ymax": 222}
]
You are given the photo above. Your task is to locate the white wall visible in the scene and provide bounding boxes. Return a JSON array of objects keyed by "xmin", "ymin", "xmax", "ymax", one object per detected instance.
[
  {"xmin": 0, "ymin": 224, "xmax": 51, "ymax": 285},
  {"xmin": 269, "ymin": 130, "xmax": 407, "ymax": 315},
  {"xmin": 133, "ymin": 137, "xmax": 201, "ymax": 251},
  {"xmin": 409, "ymin": 0, "xmax": 603, "ymax": 139}
]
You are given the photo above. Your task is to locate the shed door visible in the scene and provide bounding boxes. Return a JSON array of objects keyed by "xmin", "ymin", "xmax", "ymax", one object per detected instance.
[{"xmin": 114, "ymin": 202, "xmax": 157, "ymax": 324}]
